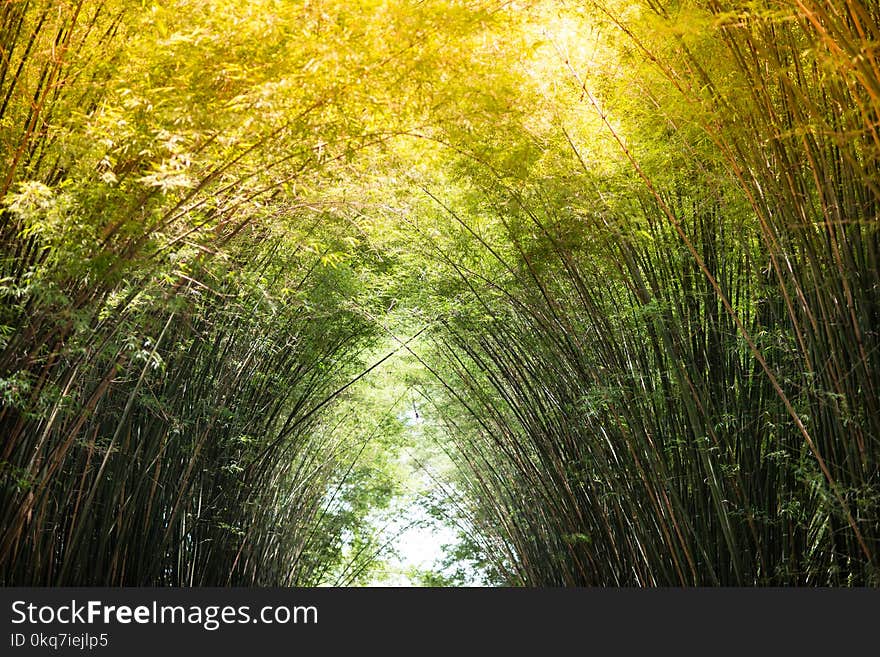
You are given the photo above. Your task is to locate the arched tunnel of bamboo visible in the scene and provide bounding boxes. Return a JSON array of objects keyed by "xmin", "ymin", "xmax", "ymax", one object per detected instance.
[{"xmin": 1, "ymin": 0, "xmax": 879, "ymax": 586}]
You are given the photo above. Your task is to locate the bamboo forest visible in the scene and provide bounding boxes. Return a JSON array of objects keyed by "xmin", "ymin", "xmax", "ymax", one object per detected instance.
[{"xmin": 1, "ymin": 0, "xmax": 879, "ymax": 587}]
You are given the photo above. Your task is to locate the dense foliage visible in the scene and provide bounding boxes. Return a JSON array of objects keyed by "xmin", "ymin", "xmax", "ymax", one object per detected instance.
[{"xmin": 1, "ymin": 0, "xmax": 878, "ymax": 585}]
